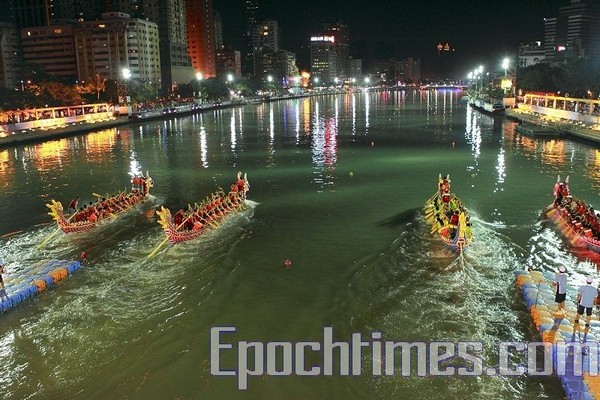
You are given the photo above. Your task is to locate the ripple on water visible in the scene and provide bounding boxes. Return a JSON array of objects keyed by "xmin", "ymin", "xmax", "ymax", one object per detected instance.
[{"xmin": 330, "ymin": 212, "xmax": 561, "ymax": 400}]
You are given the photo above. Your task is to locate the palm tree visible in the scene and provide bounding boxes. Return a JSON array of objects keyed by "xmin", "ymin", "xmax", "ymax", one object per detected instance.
[{"xmin": 88, "ymin": 73, "xmax": 107, "ymax": 100}]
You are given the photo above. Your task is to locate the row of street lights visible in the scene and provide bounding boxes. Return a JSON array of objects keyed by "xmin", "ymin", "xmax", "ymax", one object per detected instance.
[{"xmin": 467, "ymin": 58, "xmax": 511, "ymax": 91}]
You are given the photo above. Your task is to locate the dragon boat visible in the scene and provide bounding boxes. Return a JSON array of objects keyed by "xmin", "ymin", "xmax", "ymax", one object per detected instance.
[
  {"xmin": 544, "ymin": 175, "xmax": 600, "ymax": 253},
  {"xmin": 423, "ymin": 174, "xmax": 473, "ymax": 252},
  {"xmin": 46, "ymin": 172, "xmax": 154, "ymax": 233},
  {"xmin": 156, "ymin": 172, "xmax": 250, "ymax": 244}
]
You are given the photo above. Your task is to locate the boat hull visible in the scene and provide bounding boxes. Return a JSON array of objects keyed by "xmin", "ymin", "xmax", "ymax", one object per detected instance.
[
  {"xmin": 546, "ymin": 205, "xmax": 600, "ymax": 253},
  {"xmin": 424, "ymin": 193, "xmax": 473, "ymax": 253}
]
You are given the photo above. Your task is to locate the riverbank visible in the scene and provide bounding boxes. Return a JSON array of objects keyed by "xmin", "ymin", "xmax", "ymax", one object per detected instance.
[
  {"xmin": 0, "ymin": 92, "xmax": 328, "ymax": 149},
  {"xmin": 506, "ymin": 108, "xmax": 600, "ymax": 145}
]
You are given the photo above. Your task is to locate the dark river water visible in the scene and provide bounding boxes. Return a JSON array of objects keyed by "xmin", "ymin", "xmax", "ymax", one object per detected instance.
[{"xmin": 1, "ymin": 90, "xmax": 599, "ymax": 399}]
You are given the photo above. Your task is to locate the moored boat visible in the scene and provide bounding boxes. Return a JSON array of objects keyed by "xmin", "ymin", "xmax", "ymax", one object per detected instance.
[
  {"xmin": 544, "ymin": 175, "xmax": 600, "ymax": 253},
  {"xmin": 423, "ymin": 174, "xmax": 473, "ymax": 252},
  {"xmin": 46, "ymin": 172, "xmax": 154, "ymax": 233},
  {"xmin": 156, "ymin": 172, "xmax": 250, "ymax": 244}
]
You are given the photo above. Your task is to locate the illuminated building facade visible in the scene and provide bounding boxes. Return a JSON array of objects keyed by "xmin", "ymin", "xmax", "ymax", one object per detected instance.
[
  {"xmin": 216, "ymin": 47, "xmax": 241, "ymax": 79},
  {"xmin": 244, "ymin": 0, "xmax": 260, "ymax": 76},
  {"xmin": 310, "ymin": 35, "xmax": 337, "ymax": 84},
  {"xmin": 544, "ymin": 0, "xmax": 600, "ymax": 61},
  {"xmin": 518, "ymin": 41, "xmax": 545, "ymax": 68},
  {"xmin": 74, "ymin": 12, "xmax": 160, "ymax": 83},
  {"xmin": 323, "ymin": 21, "xmax": 349, "ymax": 78},
  {"xmin": 21, "ymin": 24, "xmax": 77, "ymax": 80},
  {"xmin": 186, "ymin": 0, "xmax": 215, "ymax": 78},
  {"xmin": 144, "ymin": 0, "xmax": 193, "ymax": 91}
]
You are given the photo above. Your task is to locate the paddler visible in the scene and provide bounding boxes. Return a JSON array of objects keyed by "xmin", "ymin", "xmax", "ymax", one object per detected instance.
[{"xmin": 68, "ymin": 197, "xmax": 80, "ymax": 213}]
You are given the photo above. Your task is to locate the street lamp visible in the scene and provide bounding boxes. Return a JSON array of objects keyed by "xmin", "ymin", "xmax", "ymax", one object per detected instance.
[
  {"xmin": 365, "ymin": 77, "xmax": 371, "ymax": 85},
  {"xmin": 227, "ymin": 74, "xmax": 234, "ymax": 83},
  {"xmin": 502, "ymin": 58, "xmax": 509, "ymax": 76},
  {"xmin": 314, "ymin": 77, "xmax": 319, "ymax": 86},
  {"xmin": 267, "ymin": 75, "xmax": 273, "ymax": 83},
  {"xmin": 121, "ymin": 68, "xmax": 132, "ymax": 114}
]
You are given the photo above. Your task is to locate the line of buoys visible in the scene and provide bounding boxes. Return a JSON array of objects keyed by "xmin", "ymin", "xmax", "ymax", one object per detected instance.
[
  {"xmin": 516, "ymin": 270, "xmax": 599, "ymax": 400},
  {"xmin": 0, "ymin": 259, "xmax": 82, "ymax": 315}
]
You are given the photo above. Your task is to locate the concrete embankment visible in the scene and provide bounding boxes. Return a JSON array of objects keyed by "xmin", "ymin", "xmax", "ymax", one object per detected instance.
[{"xmin": 506, "ymin": 109, "xmax": 600, "ymax": 146}]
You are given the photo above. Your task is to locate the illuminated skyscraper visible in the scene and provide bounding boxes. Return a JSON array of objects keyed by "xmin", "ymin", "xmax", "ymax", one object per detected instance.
[
  {"xmin": 145, "ymin": 0, "xmax": 193, "ymax": 92},
  {"xmin": 544, "ymin": 0, "xmax": 600, "ymax": 61},
  {"xmin": 244, "ymin": 0, "xmax": 260, "ymax": 76},
  {"xmin": 186, "ymin": 0, "xmax": 216, "ymax": 78},
  {"xmin": 310, "ymin": 35, "xmax": 337, "ymax": 84},
  {"xmin": 323, "ymin": 21, "xmax": 349, "ymax": 78}
]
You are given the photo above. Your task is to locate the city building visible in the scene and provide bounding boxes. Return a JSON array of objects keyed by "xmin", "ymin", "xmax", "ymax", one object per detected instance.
[
  {"xmin": 144, "ymin": 0, "xmax": 193, "ymax": 92},
  {"xmin": 349, "ymin": 58, "xmax": 362, "ymax": 78},
  {"xmin": 74, "ymin": 12, "xmax": 160, "ymax": 83},
  {"xmin": 244, "ymin": 0, "xmax": 260, "ymax": 77},
  {"xmin": 0, "ymin": 22, "xmax": 21, "ymax": 89},
  {"xmin": 13, "ymin": 0, "xmax": 49, "ymax": 29},
  {"xmin": 21, "ymin": 24, "xmax": 77, "ymax": 81},
  {"xmin": 186, "ymin": 0, "xmax": 215, "ymax": 78},
  {"xmin": 216, "ymin": 47, "xmax": 241, "ymax": 79},
  {"xmin": 214, "ymin": 11, "xmax": 222, "ymax": 50},
  {"xmin": 373, "ymin": 60, "xmax": 402, "ymax": 83},
  {"xmin": 518, "ymin": 41, "xmax": 545, "ymax": 68},
  {"xmin": 252, "ymin": 20, "xmax": 279, "ymax": 78},
  {"xmin": 310, "ymin": 35, "xmax": 337, "ymax": 84},
  {"xmin": 544, "ymin": 0, "xmax": 600, "ymax": 61},
  {"xmin": 402, "ymin": 57, "xmax": 420, "ymax": 83},
  {"xmin": 323, "ymin": 21, "xmax": 349, "ymax": 78},
  {"xmin": 49, "ymin": 0, "xmax": 105, "ymax": 22}
]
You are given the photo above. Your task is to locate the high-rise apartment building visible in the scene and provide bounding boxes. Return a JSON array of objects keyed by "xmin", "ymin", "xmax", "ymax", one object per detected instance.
[
  {"xmin": 74, "ymin": 12, "xmax": 160, "ymax": 83},
  {"xmin": 0, "ymin": 22, "xmax": 21, "ymax": 89},
  {"xmin": 186, "ymin": 0, "xmax": 215, "ymax": 78},
  {"xmin": 21, "ymin": 24, "xmax": 77, "ymax": 80},
  {"xmin": 214, "ymin": 11, "xmax": 222, "ymax": 50},
  {"xmin": 349, "ymin": 58, "xmax": 362, "ymax": 78},
  {"xmin": 544, "ymin": 0, "xmax": 600, "ymax": 61},
  {"xmin": 13, "ymin": 0, "xmax": 49, "ymax": 29},
  {"xmin": 402, "ymin": 57, "xmax": 420, "ymax": 83},
  {"xmin": 543, "ymin": 17, "xmax": 557, "ymax": 59},
  {"xmin": 323, "ymin": 21, "xmax": 349, "ymax": 78},
  {"xmin": 244, "ymin": 0, "xmax": 260, "ymax": 76},
  {"xmin": 216, "ymin": 48, "xmax": 241, "ymax": 79},
  {"xmin": 310, "ymin": 35, "xmax": 337, "ymax": 84},
  {"xmin": 144, "ymin": 0, "xmax": 193, "ymax": 91}
]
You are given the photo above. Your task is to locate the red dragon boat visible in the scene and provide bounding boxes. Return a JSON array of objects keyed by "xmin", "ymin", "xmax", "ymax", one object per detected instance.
[
  {"xmin": 156, "ymin": 172, "xmax": 250, "ymax": 244},
  {"xmin": 544, "ymin": 175, "xmax": 600, "ymax": 253},
  {"xmin": 46, "ymin": 172, "xmax": 154, "ymax": 233}
]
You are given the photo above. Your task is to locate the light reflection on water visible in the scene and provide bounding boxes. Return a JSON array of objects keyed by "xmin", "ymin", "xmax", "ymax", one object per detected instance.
[{"xmin": 3, "ymin": 91, "xmax": 600, "ymax": 399}]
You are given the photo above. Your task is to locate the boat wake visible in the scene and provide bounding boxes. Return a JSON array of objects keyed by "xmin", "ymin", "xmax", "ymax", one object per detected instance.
[{"xmin": 328, "ymin": 211, "xmax": 543, "ymax": 399}]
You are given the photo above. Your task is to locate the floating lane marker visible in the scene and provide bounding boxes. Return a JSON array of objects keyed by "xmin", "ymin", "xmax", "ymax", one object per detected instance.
[
  {"xmin": 0, "ymin": 259, "xmax": 82, "ymax": 315},
  {"xmin": 516, "ymin": 270, "xmax": 598, "ymax": 400}
]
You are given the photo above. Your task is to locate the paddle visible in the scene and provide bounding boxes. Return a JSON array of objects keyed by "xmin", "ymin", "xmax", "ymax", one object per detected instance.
[
  {"xmin": 38, "ymin": 201, "xmax": 77, "ymax": 249},
  {"xmin": 147, "ymin": 211, "xmax": 197, "ymax": 259}
]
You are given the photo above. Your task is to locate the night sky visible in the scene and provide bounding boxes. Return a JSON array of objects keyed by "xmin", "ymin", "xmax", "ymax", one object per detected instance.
[{"xmin": 217, "ymin": 0, "xmax": 567, "ymax": 78}]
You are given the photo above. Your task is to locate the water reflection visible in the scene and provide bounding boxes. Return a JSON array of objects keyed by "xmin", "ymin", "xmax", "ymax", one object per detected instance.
[
  {"xmin": 199, "ymin": 126, "xmax": 208, "ymax": 168},
  {"xmin": 464, "ymin": 106, "xmax": 481, "ymax": 181},
  {"xmin": 311, "ymin": 113, "xmax": 338, "ymax": 190},
  {"xmin": 230, "ymin": 109, "xmax": 237, "ymax": 154}
]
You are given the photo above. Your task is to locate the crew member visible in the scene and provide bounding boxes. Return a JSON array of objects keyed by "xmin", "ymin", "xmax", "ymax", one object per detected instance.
[
  {"xmin": 68, "ymin": 197, "xmax": 80, "ymax": 213},
  {"xmin": 575, "ymin": 276, "xmax": 598, "ymax": 332}
]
